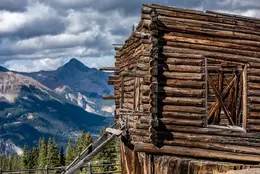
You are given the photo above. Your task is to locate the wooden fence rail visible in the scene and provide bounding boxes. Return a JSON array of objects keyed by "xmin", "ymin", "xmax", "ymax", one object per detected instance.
[{"xmin": 0, "ymin": 163, "xmax": 120, "ymax": 174}]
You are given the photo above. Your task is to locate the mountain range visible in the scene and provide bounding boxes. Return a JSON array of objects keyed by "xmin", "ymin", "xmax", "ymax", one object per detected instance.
[{"xmin": 0, "ymin": 59, "xmax": 114, "ymax": 155}]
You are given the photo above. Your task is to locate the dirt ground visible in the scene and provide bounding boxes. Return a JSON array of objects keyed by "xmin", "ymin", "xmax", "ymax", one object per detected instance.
[{"xmin": 218, "ymin": 168, "xmax": 260, "ymax": 174}]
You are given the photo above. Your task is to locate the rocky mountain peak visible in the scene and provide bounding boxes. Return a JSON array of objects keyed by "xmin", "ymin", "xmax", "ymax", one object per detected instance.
[{"xmin": 63, "ymin": 58, "xmax": 89, "ymax": 72}]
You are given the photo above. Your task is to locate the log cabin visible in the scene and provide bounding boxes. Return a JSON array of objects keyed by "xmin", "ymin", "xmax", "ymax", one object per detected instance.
[{"xmin": 102, "ymin": 4, "xmax": 260, "ymax": 174}]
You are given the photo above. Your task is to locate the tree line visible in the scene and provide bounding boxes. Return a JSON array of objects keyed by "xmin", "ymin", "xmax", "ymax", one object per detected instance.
[{"xmin": 0, "ymin": 131, "xmax": 119, "ymax": 172}]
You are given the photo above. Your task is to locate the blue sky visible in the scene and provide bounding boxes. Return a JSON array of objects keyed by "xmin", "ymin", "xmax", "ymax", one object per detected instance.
[{"xmin": 0, "ymin": 0, "xmax": 260, "ymax": 72}]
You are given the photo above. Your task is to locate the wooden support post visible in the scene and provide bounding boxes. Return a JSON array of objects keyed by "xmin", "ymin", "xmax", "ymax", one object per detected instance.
[
  {"xmin": 242, "ymin": 64, "xmax": 248, "ymax": 130},
  {"xmin": 45, "ymin": 165, "xmax": 49, "ymax": 174},
  {"xmin": 88, "ymin": 162, "xmax": 92, "ymax": 174},
  {"xmin": 232, "ymin": 72, "xmax": 239, "ymax": 125},
  {"xmin": 120, "ymin": 76, "xmax": 124, "ymax": 109},
  {"xmin": 205, "ymin": 57, "xmax": 208, "ymax": 126}
]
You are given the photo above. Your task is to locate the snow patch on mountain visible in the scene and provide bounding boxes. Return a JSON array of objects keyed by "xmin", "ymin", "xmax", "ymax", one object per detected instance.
[
  {"xmin": 14, "ymin": 145, "xmax": 23, "ymax": 155},
  {"xmin": 85, "ymin": 104, "xmax": 96, "ymax": 113},
  {"xmin": 0, "ymin": 139, "xmax": 23, "ymax": 156},
  {"xmin": 101, "ymin": 105, "xmax": 115, "ymax": 113},
  {"xmin": 54, "ymin": 85, "xmax": 114, "ymax": 117}
]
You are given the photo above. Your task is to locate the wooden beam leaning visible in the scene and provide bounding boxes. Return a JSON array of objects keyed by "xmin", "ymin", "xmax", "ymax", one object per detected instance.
[
  {"xmin": 134, "ymin": 143, "xmax": 260, "ymax": 163},
  {"xmin": 207, "ymin": 72, "xmax": 235, "ymax": 125},
  {"xmin": 213, "ymin": 71, "xmax": 223, "ymax": 124},
  {"xmin": 207, "ymin": 76, "xmax": 237, "ymax": 122}
]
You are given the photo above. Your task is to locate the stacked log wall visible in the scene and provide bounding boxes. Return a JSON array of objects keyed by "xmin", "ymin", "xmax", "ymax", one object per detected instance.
[
  {"xmin": 112, "ymin": 15, "xmax": 153, "ymax": 145},
  {"xmin": 133, "ymin": 4, "xmax": 260, "ymax": 165},
  {"xmin": 107, "ymin": 4, "xmax": 260, "ymax": 173}
]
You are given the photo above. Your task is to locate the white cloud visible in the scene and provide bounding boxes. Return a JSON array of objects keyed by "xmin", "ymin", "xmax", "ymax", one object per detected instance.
[{"xmin": 1, "ymin": 0, "xmax": 260, "ymax": 72}]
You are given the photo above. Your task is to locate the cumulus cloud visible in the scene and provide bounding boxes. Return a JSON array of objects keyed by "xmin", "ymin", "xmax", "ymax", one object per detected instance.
[{"xmin": 0, "ymin": 0, "xmax": 260, "ymax": 72}]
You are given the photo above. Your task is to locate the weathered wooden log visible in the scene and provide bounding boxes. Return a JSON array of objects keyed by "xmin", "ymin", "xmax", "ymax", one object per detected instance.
[
  {"xmin": 165, "ymin": 41, "xmax": 260, "ymax": 60},
  {"xmin": 159, "ymin": 118, "xmax": 204, "ymax": 126},
  {"xmin": 148, "ymin": 4, "xmax": 260, "ymax": 26},
  {"xmin": 248, "ymin": 90, "xmax": 260, "ymax": 96},
  {"xmin": 99, "ymin": 67, "xmax": 117, "ymax": 71},
  {"xmin": 134, "ymin": 143, "xmax": 260, "ymax": 162},
  {"xmin": 248, "ymin": 112, "xmax": 260, "ymax": 119},
  {"xmin": 157, "ymin": 64, "xmax": 204, "ymax": 73},
  {"xmin": 129, "ymin": 128, "xmax": 150, "ymax": 137},
  {"xmin": 141, "ymin": 13, "xmax": 151, "ymax": 20},
  {"xmin": 142, "ymin": 20, "xmax": 152, "ymax": 29},
  {"xmin": 161, "ymin": 52, "xmax": 204, "ymax": 59},
  {"xmin": 160, "ymin": 97, "xmax": 205, "ymax": 106},
  {"xmin": 248, "ymin": 76, "xmax": 260, "ymax": 82},
  {"xmin": 152, "ymin": 86, "xmax": 204, "ymax": 97},
  {"xmin": 163, "ymin": 46, "xmax": 260, "ymax": 63},
  {"xmin": 248, "ymin": 69, "xmax": 260, "ymax": 76},
  {"xmin": 166, "ymin": 31, "xmax": 260, "ymax": 48},
  {"xmin": 248, "ymin": 104, "xmax": 260, "ymax": 111},
  {"xmin": 162, "ymin": 105, "xmax": 205, "ymax": 114},
  {"xmin": 247, "ymin": 125, "xmax": 260, "ymax": 131},
  {"xmin": 248, "ymin": 97, "xmax": 260, "ymax": 103},
  {"xmin": 160, "ymin": 112, "xmax": 204, "ymax": 119},
  {"xmin": 164, "ymin": 125, "xmax": 260, "ymax": 139},
  {"xmin": 157, "ymin": 71, "xmax": 205, "ymax": 81},
  {"xmin": 157, "ymin": 79, "xmax": 205, "ymax": 89},
  {"xmin": 102, "ymin": 95, "xmax": 119, "ymax": 100},
  {"xmin": 155, "ymin": 130, "xmax": 260, "ymax": 149},
  {"xmin": 163, "ymin": 139, "xmax": 260, "ymax": 155},
  {"xmin": 121, "ymin": 70, "xmax": 147, "ymax": 77},
  {"xmin": 206, "ymin": 10, "xmax": 260, "ymax": 23},
  {"xmin": 159, "ymin": 16, "xmax": 260, "ymax": 38},
  {"xmin": 132, "ymin": 32, "xmax": 151, "ymax": 39},
  {"xmin": 247, "ymin": 119, "xmax": 260, "ymax": 125},
  {"xmin": 163, "ymin": 34, "xmax": 260, "ymax": 52},
  {"xmin": 122, "ymin": 103, "xmax": 133, "ymax": 110},
  {"xmin": 161, "ymin": 58, "xmax": 204, "ymax": 66},
  {"xmin": 159, "ymin": 23, "xmax": 260, "ymax": 41},
  {"xmin": 141, "ymin": 6, "xmax": 153, "ymax": 14},
  {"xmin": 213, "ymin": 71, "xmax": 223, "ymax": 124},
  {"xmin": 131, "ymin": 135, "xmax": 150, "ymax": 143}
]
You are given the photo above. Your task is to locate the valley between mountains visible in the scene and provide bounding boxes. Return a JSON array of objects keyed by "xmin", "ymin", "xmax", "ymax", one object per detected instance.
[{"xmin": 0, "ymin": 58, "xmax": 114, "ymax": 155}]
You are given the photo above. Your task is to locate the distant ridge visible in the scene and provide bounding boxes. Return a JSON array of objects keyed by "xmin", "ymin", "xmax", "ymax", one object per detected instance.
[{"xmin": 0, "ymin": 66, "xmax": 9, "ymax": 72}]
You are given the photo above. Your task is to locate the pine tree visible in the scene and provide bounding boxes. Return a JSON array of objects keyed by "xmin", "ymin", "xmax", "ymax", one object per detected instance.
[
  {"xmin": 59, "ymin": 147, "xmax": 65, "ymax": 166},
  {"xmin": 75, "ymin": 130, "xmax": 85, "ymax": 155},
  {"xmin": 21, "ymin": 144, "xmax": 30, "ymax": 169},
  {"xmin": 85, "ymin": 132, "xmax": 93, "ymax": 148},
  {"xmin": 30, "ymin": 147, "xmax": 38, "ymax": 168},
  {"xmin": 66, "ymin": 138, "xmax": 75, "ymax": 165},
  {"xmin": 12, "ymin": 155, "xmax": 21, "ymax": 170},
  {"xmin": 52, "ymin": 137, "xmax": 60, "ymax": 167},
  {"xmin": 97, "ymin": 138, "xmax": 118, "ymax": 172},
  {"xmin": 38, "ymin": 137, "xmax": 47, "ymax": 168},
  {"xmin": 7, "ymin": 155, "xmax": 13, "ymax": 170},
  {"xmin": 46, "ymin": 137, "xmax": 60, "ymax": 167}
]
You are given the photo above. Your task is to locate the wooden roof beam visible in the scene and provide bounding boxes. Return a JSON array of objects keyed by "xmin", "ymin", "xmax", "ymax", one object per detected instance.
[
  {"xmin": 102, "ymin": 95, "xmax": 119, "ymax": 100},
  {"xmin": 99, "ymin": 67, "xmax": 117, "ymax": 71}
]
